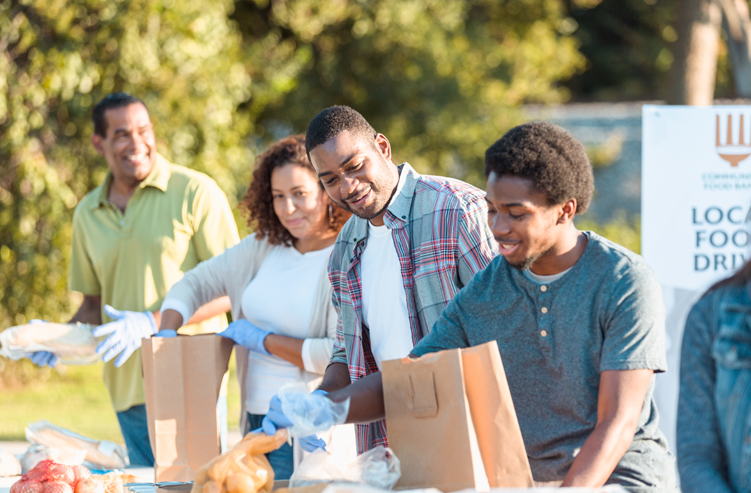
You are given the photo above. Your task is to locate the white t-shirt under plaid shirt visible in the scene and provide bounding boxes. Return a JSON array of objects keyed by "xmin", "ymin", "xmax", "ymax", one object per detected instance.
[
  {"xmin": 327, "ymin": 162, "xmax": 499, "ymax": 453},
  {"xmin": 360, "ymin": 170, "xmax": 414, "ymax": 369}
]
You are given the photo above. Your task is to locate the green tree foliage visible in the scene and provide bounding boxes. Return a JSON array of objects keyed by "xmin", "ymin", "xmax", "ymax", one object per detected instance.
[
  {"xmin": 562, "ymin": 0, "xmax": 674, "ymax": 100},
  {"xmin": 576, "ymin": 213, "xmax": 641, "ymax": 254},
  {"xmin": 562, "ymin": 0, "xmax": 737, "ymax": 101},
  {"xmin": 1, "ymin": 0, "xmax": 583, "ymax": 337},
  {"xmin": 0, "ymin": 0, "xmax": 267, "ymax": 329},
  {"xmin": 237, "ymin": 0, "xmax": 585, "ymax": 185}
]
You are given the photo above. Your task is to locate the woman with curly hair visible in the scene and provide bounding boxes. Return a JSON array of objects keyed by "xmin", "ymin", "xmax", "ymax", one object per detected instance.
[{"xmin": 157, "ymin": 134, "xmax": 352, "ymax": 479}]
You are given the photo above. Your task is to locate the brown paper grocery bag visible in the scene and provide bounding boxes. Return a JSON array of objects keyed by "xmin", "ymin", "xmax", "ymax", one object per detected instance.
[
  {"xmin": 142, "ymin": 334, "xmax": 233, "ymax": 482},
  {"xmin": 382, "ymin": 341, "xmax": 533, "ymax": 491}
]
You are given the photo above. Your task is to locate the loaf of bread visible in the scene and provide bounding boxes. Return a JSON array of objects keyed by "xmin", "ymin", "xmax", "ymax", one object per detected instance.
[{"xmin": 26, "ymin": 421, "xmax": 127, "ymax": 470}]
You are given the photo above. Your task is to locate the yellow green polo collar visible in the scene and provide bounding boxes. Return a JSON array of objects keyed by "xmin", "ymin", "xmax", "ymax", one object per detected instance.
[{"xmin": 93, "ymin": 154, "xmax": 171, "ymax": 210}]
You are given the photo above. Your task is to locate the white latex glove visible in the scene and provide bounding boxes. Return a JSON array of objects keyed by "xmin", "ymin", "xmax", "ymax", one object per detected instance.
[{"xmin": 92, "ymin": 305, "xmax": 157, "ymax": 367}]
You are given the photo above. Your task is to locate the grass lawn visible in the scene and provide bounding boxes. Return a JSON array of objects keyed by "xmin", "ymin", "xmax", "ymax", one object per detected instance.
[{"xmin": 0, "ymin": 354, "xmax": 242, "ymax": 444}]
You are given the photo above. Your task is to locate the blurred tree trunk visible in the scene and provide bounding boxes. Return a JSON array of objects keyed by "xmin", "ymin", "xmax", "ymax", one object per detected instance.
[
  {"xmin": 719, "ymin": 0, "xmax": 751, "ymax": 97},
  {"xmin": 669, "ymin": 0, "xmax": 722, "ymax": 104}
]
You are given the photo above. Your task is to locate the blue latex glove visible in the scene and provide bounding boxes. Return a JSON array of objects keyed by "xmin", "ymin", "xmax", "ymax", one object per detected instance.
[
  {"xmin": 92, "ymin": 305, "xmax": 157, "ymax": 367},
  {"xmin": 154, "ymin": 329, "xmax": 178, "ymax": 338},
  {"xmin": 217, "ymin": 319, "xmax": 271, "ymax": 356},
  {"xmin": 24, "ymin": 319, "xmax": 59, "ymax": 368},
  {"xmin": 262, "ymin": 390, "xmax": 328, "ymax": 452}
]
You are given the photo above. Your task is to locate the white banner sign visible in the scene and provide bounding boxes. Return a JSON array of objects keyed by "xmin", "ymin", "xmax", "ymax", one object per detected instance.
[
  {"xmin": 642, "ymin": 105, "xmax": 751, "ymax": 460},
  {"xmin": 643, "ymin": 105, "xmax": 751, "ymax": 289}
]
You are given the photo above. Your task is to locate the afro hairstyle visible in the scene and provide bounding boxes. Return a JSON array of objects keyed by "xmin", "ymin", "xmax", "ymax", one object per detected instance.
[
  {"xmin": 484, "ymin": 121, "xmax": 594, "ymax": 214},
  {"xmin": 305, "ymin": 105, "xmax": 377, "ymax": 155}
]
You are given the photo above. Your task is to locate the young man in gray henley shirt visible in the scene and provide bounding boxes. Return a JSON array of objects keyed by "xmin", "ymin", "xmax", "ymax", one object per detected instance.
[{"xmin": 312, "ymin": 122, "xmax": 675, "ymax": 491}]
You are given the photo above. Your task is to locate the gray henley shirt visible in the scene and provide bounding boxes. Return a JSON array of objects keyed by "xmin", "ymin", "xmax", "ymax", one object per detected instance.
[{"xmin": 411, "ymin": 231, "xmax": 675, "ymax": 491}]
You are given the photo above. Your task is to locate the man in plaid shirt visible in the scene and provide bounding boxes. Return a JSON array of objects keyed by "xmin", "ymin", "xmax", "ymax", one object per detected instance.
[{"xmin": 262, "ymin": 106, "xmax": 497, "ymax": 453}]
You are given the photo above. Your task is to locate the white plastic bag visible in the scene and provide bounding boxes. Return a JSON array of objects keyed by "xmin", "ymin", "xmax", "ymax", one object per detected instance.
[
  {"xmin": 26, "ymin": 420, "xmax": 127, "ymax": 469},
  {"xmin": 0, "ymin": 449, "xmax": 22, "ymax": 477},
  {"xmin": 0, "ymin": 323, "xmax": 100, "ymax": 365},
  {"xmin": 20, "ymin": 443, "xmax": 87, "ymax": 472},
  {"xmin": 290, "ymin": 446, "xmax": 401, "ymax": 489},
  {"xmin": 278, "ymin": 383, "xmax": 349, "ymax": 438}
]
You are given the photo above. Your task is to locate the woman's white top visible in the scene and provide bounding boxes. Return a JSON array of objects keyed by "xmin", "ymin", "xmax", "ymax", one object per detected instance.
[{"xmin": 241, "ymin": 243, "xmax": 334, "ymax": 414}]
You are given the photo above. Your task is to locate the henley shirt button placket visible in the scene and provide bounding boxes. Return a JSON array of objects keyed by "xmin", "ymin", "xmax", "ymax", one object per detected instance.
[{"xmin": 537, "ymin": 285, "xmax": 552, "ymax": 350}]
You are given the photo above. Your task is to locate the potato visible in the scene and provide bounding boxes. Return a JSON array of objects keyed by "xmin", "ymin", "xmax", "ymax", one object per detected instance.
[
  {"xmin": 194, "ymin": 468, "xmax": 209, "ymax": 486},
  {"xmin": 225, "ymin": 474, "xmax": 257, "ymax": 493},
  {"xmin": 207, "ymin": 450, "xmax": 244, "ymax": 484},
  {"xmin": 202, "ymin": 481, "xmax": 222, "ymax": 493}
]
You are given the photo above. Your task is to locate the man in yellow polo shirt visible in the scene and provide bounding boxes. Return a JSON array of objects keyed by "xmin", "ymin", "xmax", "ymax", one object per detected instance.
[{"xmin": 28, "ymin": 92, "xmax": 239, "ymax": 466}]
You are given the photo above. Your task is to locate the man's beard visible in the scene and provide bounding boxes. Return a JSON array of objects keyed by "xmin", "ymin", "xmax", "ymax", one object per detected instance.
[
  {"xmin": 337, "ymin": 182, "xmax": 393, "ymax": 220},
  {"xmin": 507, "ymin": 245, "xmax": 553, "ymax": 272}
]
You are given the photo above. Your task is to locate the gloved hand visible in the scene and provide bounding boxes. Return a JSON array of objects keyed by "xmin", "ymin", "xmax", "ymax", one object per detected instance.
[
  {"xmin": 154, "ymin": 329, "xmax": 178, "ymax": 338},
  {"xmin": 92, "ymin": 305, "xmax": 157, "ymax": 367},
  {"xmin": 24, "ymin": 319, "xmax": 59, "ymax": 368},
  {"xmin": 262, "ymin": 390, "xmax": 328, "ymax": 452},
  {"xmin": 217, "ymin": 319, "xmax": 271, "ymax": 356}
]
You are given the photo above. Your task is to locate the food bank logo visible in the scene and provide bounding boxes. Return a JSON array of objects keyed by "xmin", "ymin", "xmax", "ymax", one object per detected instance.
[{"xmin": 716, "ymin": 113, "xmax": 751, "ymax": 167}]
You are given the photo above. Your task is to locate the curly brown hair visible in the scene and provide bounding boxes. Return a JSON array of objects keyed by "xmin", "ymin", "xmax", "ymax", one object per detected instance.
[{"xmin": 240, "ymin": 134, "xmax": 350, "ymax": 246}]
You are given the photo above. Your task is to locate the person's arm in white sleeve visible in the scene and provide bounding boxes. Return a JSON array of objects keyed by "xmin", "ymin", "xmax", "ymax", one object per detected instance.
[
  {"xmin": 159, "ymin": 237, "xmax": 252, "ymax": 330},
  {"xmin": 159, "ymin": 296, "xmax": 232, "ymax": 331},
  {"xmin": 299, "ymin": 282, "xmax": 338, "ymax": 373}
]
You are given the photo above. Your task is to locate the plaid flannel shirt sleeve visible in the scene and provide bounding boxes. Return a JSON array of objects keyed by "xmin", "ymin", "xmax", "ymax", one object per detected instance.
[
  {"xmin": 456, "ymin": 192, "xmax": 498, "ymax": 285},
  {"xmin": 327, "ymin": 248, "xmax": 349, "ymax": 367},
  {"xmin": 328, "ymin": 289, "xmax": 348, "ymax": 366}
]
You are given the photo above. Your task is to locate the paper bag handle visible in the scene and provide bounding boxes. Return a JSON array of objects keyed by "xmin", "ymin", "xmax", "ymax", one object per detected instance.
[{"xmin": 408, "ymin": 371, "xmax": 438, "ymax": 418}]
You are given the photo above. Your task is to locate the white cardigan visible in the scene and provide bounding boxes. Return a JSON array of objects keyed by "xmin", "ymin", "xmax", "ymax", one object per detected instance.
[{"xmin": 162, "ymin": 233, "xmax": 337, "ymax": 435}]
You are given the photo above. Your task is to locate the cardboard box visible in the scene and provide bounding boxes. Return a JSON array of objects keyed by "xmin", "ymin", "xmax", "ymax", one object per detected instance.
[
  {"xmin": 142, "ymin": 334, "xmax": 234, "ymax": 482},
  {"xmin": 382, "ymin": 342, "xmax": 533, "ymax": 492}
]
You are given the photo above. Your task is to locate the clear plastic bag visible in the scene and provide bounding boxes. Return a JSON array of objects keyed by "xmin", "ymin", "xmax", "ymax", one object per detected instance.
[
  {"xmin": 289, "ymin": 446, "xmax": 401, "ymax": 490},
  {"xmin": 26, "ymin": 421, "xmax": 127, "ymax": 469},
  {"xmin": 278, "ymin": 383, "xmax": 349, "ymax": 438},
  {"xmin": 20, "ymin": 444, "xmax": 87, "ymax": 473},
  {"xmin": 0, "ymin": 449, "xmax": 22, "ymax": 477},
  {"xmin": 192, "ymin": 430, "xmax": 287, "ymax": 493},
  {"xmin": 0, "ymin": 323, "xmax": 101, "ymax": 365}
]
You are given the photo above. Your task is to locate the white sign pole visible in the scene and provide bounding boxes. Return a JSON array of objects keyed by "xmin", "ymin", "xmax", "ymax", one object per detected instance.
[{"xmin": 642, "ymin": 105, "xmax": 751, "ymax": 460}]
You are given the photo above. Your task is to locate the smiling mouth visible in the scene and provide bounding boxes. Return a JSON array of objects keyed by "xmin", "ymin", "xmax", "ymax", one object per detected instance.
[
  {"xmin": 497, "ymin": 242, "xmax": 520, "ymax": 255},
  {"xmin": 347, "ymin": 189, "xmax": 371, "ymax": 206},
  {"xmin": 123, "ymin": 152, "xmax": 149, "ymax": 166}
]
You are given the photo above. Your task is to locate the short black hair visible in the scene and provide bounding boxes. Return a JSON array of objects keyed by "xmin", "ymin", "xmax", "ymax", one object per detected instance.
[
  {"xmin": 92, "ymin": 92, "xmax": 147, "ymax": 137},
  {"xmin": 485, "ymin": 121, "xmax": 594, "ymax": 213},
  {"xmin": 305, "ymin": 106, "xmax": 377, "ymax": 155}
]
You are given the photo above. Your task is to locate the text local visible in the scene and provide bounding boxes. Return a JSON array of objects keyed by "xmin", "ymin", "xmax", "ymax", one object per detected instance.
[{"xmin": 693, "ymin": 206, "xmax": 751, "ymax": 272}]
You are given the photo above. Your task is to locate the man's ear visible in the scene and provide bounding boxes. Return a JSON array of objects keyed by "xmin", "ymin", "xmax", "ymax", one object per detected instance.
[
  {"xmin": 557, "ymin": 199, "xmax": 577, "ymax": 225},
  {"xmin": 374, "ymin": 133, "xmax": 392, "ymax": 162},
  {"xmin": 91, "ymin": 134, "xmax": 105, "ymax": 157}
]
